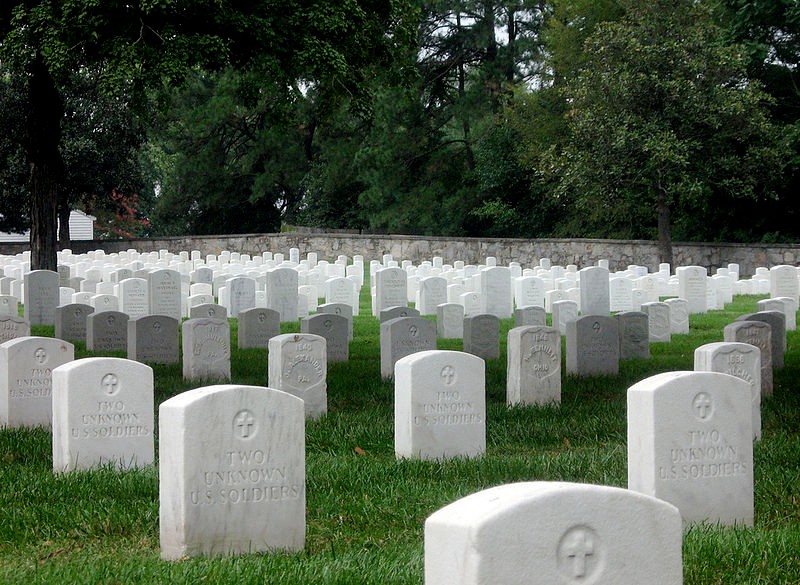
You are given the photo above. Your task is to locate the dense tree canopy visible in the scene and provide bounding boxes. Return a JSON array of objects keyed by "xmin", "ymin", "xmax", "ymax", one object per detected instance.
[{"xmin": 2, "ymin": 0, "xmax": 799, "ymax": 258}]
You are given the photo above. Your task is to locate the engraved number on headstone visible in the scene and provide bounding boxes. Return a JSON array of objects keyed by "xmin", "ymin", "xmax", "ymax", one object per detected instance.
[
  {"xmin": 693, "ymin": 392, "xmax": 713, "ymax": 420},
  {"xmin": 234, "ymin": 410, "xmax": 256, "ymax": 439},
  {"xmin": 34, "ymin": 348, "xmax": 47, "ymax": 364},
  {"xmin": 102, "ymin": 373, "xmax": 119, "ymax": 395},
  {"xmin": 441, "ymin": 365, "xmax": 456, "ymax": 385},
  {"xmin": 558, "ymin": 525, "xmax": 601, "ymax": 582}
]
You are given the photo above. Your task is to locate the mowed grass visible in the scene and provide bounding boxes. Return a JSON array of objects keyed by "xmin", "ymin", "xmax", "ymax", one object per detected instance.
[{"xmin": 1, "ymin": 289, "xmax": 799, "ymax": 584}]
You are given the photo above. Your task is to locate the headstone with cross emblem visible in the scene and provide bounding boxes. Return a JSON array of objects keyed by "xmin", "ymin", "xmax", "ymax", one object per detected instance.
[
  {"xmin": 237, "ymin": 307, "xmax": 280, "ymax": 349},
  {"xmin": 507, "ymin": 325, "xmax": 561, "ymax": 406},
  {"xmin": 566, "ymin": 315, "xmax": 619, "ymax": 377},
  {"xmin": 128, "ymin": 315, "xmax": 179, "ymax": 364},
  {"xmin": 380, "ymin": 317, "xmax": 436, "ymax": 379},
  {"xmin": 182, "ymin": 318, "xmax": 231, "ymax": 381},
  {"xmin": 736, "ymin": 311, "xmax": 786, "ymax": 369},
  {"xmin": 628, "ymin": 371, "xmax": 754, "ymax": 526},
  {"xmin": 677, "ymin": 266, "xmax": 708, "ymax": 314},
  {"xmin": 189, "ymin": 303, "xmax": 228, "ymax": 320},
  {"xmin": 324, "ymin": 277, "xmax": 359, "ymax": 316},
  {"xmin": 395, "ymin": 350, "xmax": 485, "ymax": 460},
  {"xmin": 373, "ymin": 267, "xmax": 408, "ymax": 317},
  {"xmin": 0, "ymin": 336, "xmax": 74, "ymax": 427},
  {"xmin": 379, "ymin": 305, "xmax": 420, "ymax": 323},
  {"xmin": 424, "ymin": 481, "xmax": 682, "ymax": 585},
  {"xmin": 226, "ymin": 276, "xmax": 256, "ymax": 318},
  {"xmin": 55, "ymin": 303, "xmax": 94, "ymax": 344},
  {"xmin": 268, "ymin": 333, "xmax": 327, "ymax": 419},
  {"xmin": 86, "ymin": 311, "xmax": 130, "ymax": 352},
  {"xmin": 665, "ymin": 298, "xmax": 690, "ymax": 334},
  {"xmin": 149, "ymin": 268, "xmax": 182, "ymax": 321},
  {"xmin": 317, "ymin": 303, "xmax": 353, "ymax": 341},
  {"xmin": 52, "ymin": 357, "xmax": 154, "ymax": 472},
  {"xmin": 159, "ymin": 384, "xmax": 305, "ymax": 559},
  {"xmin": 513, "ymin": 305, "xmax": 546, "ymax": 329},
  {"xmin": 300, "ymin": 314, "xmax": 348, "ymax": 363}
]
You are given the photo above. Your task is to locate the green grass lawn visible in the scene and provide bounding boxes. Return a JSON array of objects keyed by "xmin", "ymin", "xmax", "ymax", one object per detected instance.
[{"xmin": 1, "ymin": 292, "xmax": 798, "ymax": 584}]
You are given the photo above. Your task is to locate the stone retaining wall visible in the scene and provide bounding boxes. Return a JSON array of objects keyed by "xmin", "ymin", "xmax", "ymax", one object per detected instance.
[{"xmin": 2, "ymin": 233, "xmax": 797, "ymax": 277}]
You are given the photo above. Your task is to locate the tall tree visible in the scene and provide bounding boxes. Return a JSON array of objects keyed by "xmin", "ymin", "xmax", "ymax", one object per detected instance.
[
  {"xmin": 549, "ymin": 0, "xmax": 786, "ymax": 264},
  {"xmin": 0, "ymin": 1, "xmax": 409, "ymax": 269}
]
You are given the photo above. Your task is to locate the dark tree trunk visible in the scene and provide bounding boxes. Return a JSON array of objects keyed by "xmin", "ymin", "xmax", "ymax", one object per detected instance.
[
  {"xmin": 25, "ymin": 54, "xmax": 63, "ymax": 271},
  {"xmin": 58, "ymin": 198, "xmax": 71, "ymax": 248},
  {"xmin": 656, "ymin": 185, "xmax": 673, "ymax": 266}
]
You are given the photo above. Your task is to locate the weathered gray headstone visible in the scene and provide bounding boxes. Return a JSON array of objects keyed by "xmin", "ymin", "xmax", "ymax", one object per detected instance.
[
  {"xmin": 190, "ymin": 303, "xmax": 228, "ymax": 320},
  {"xmin": 128, "ymin": 315, "xmax": 180, "ymax": 364},
  {"xmin": 513, "ymin": 305, "xmax": 546, "ymax": 328},
  {"xmin": 52, "ymin": 357, "xmax": 154, "ymax": 472},
  {"xmin": 86, "ymin": 311, "xmax": 129, "ymax": 352},
  {"xmin": 551, "ymin": 299, "xmax": 578, "ymax": 336},
  {"xmin": 379, "ymin": 305, "xmax": 420, "ymax": 323},
  {"xmin": 300, "ymin": 313, "xmax": 348, "ymax": 363},
  {"xmin": 149, "ymin": 269, "xmax": 182, "ymax": 321},
  {"xmin": 566, "ymin": 316, "xmax": 619, "ymax": 376},
  {"xmin": 736, "ymin": 311, "xmax": 785, "ymax": 368},
  {"xmin": 380, "ymin": 317, "xmax": 436, "ymax": 379},
  {"xmin": 641, "ymin": 302, "xmax": 671, "ymax": 343},
  {"xmin": 507, "ymin": 325, "xmax": 561, "ymax": 406},
  {"xmin": 237, "ymin": 307, "xmax": 281, "ymax": 349},
  {"xmin": 159, "ymin": 385, "xmax": 305, "ymax": 559},
  {"xmin": 317, "ymin": 303, "xmax": 353, "ymax": 340},
  {"xmin": 616, "ymin": 311, "xmax": 649, "ymax": 360},
  {"xmin": 55, "ymin": 303, "xmax": 94, "ymax": 344},
  {"xmin": 463, "ymin": 314, "xmax": 500, "ymax": 361}
]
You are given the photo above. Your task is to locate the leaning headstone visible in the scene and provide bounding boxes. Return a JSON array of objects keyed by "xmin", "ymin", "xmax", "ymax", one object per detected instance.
[
  {"xmin": 436, "ymin": 303, "xmax": 464, "ymax": 339},
  {"xmin": 463, "ymin": 314, "xmax": 500, "ymax": 360},
  {"xmin": 0, "ymin": 315, "xmax": 31, "ymax": 344},
  {"xmin": 694, "ymin": 342, "xmax": 761, "ymax": 441},
  {"xmin": 128, "ymin": 315, "xmax": 180, "ymax": 364},
  {"xmin": 616, "ymin": 311, "xmax": 650, "ymax": 360},
  {"xmin": 0, "ymin": 336, "xmax": 74, "ymax": 427},
  {"xmin": 736, "ymin": 311, "xmax": 785, "ymax": 368},
  {"xmin": 507, "ymin": 325, "xmax": 561, "ymax": 406},
  {"xmin": 380, "ymin": 317, "xmax": 436, "ymax": 379},
  {"xmin": 55, "ymin": 304, "xmax": 94, "ymax": 344},
  {"xmin": 379, "ymin": 305, "xmax": 420, "ymax": 323},
  {"xmin": 424, "ymin": 482, "xmax": 682, "ymax": 585},
  {"xmin": 641, "ymin": 302, "xmax": 671, "ymax": 343},
  {"xmin": 566, "ymin": 316, "xmax": 619, "ymax": 376},
  {"xmin": 395, "ymin": 350, "xmax": 485, "ymax": 460},
  {"xmin": 513, "ymin": 305, "xmax": 546, "ymax": 328},
  {"xmin": 86, "ymin": 311, "xmax": 129, "ymax": 352},
  {"xmin": 237, "ymin": 307, "xmax": 281, "ymax": 349},
  {"xmin": 579, "ymin": 266, "xmax": 610, "ymax": 316},
  {"xmin": 52, "ymin": 357, "xmax": 154, "ymax": 472},
  {"xmin": 159, "ymin": 385, "xmax": 305, "ymax": 560},
  {"xmin": 268, "ymin": 333, "xmax": 327, "ymax": 419},
  {"xmin": 182, "ymin": 318, "xmax": 231, "ymax": 381},
  {"xmin": 300, "ymin": 313, "xmax": 348, "ymax": 363},
  {"xmin": 190, "ymin": 303, "xmax": 228, "ymax": 320},
  {"xmin": 724, "ymin": 321, "xmax": 773, "ymax": 396},
  {"xmin": 628, "ymin": 371, "xmax": 754, "ymax": 526},
  {"xmin": 24, "ymin": 270, "xmax": 59, "ymax": 325}
]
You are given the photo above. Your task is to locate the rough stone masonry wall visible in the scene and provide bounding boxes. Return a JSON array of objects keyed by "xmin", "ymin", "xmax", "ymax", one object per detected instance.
[{"xmin": 3, "ymin": 233, "xmax": 800, "ymax": 277}]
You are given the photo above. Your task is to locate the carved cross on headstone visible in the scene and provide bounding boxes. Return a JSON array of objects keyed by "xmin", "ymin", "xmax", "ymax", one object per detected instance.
[
  {"xmin": 563, "ymin": 528, "xmax": 594, "ymax": 578},
  {"xmin": 102, "ymin": 373, "xmax": 118, "ymax": 395},
  {"xmin": 236, "ymin": 411, "xmax": 255, "ymax": 438},
  {"xmin": 693, "ymin": 393, "xmax": 712, "ymax": 419},
  {"xmin": 441, "ymin": 365, "xmax": 455, "ymax": 385},
  {"xmin": 34, "ymin": 348, "xmax": 47, "ymax": 364}
]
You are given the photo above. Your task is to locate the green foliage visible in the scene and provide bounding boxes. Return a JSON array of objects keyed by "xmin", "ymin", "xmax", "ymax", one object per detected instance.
[{"xmin": 548, "ymin": 0, "xmax": 789, "ymax": 247}]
